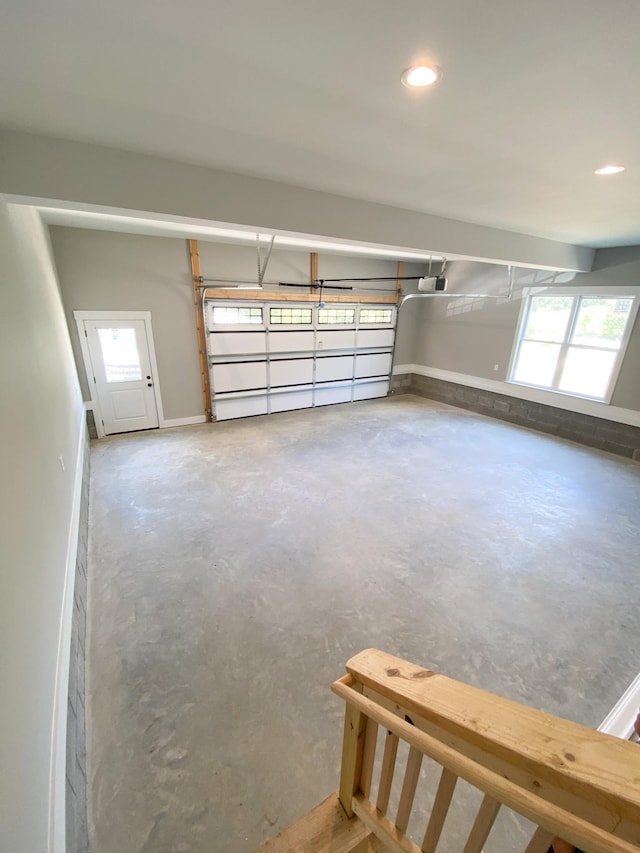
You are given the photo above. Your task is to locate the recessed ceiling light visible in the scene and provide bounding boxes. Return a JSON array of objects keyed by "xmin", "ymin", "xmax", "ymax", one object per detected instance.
[
  {"xmin": 401, "ymin": 65, "xmax": 442, "ymax": 88},
  {"xmin": 594, "ymin": 164, "xmax": 625, "ymax": 175}
]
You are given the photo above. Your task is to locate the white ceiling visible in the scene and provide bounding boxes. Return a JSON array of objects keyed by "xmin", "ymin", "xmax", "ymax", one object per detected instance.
[{"xmin": 2, "ymin": 0, "xmax": 639, "ymax": 248}]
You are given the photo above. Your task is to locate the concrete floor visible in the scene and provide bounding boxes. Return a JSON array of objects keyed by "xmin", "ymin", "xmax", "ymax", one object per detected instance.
[{"xmin": 86, "ymin": 395, "xmax": 640, "ymax": 853}]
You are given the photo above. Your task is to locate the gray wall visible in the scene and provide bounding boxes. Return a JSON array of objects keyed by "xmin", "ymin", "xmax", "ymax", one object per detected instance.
[
  {"xmin": 51, "ymin": 227, "xmax": 203, "ymax": 421},
  {"xmin": 412, "ymin": 253, "xmax": 640, "ymax": 414},
  {"xmin": 410, "ymin": 261, "xmax": 524, "ymax": 379},
  {"xmin": 394, "ymin": 291, "xmax": 420, "ymax": 367},
  {"xmin": 197, "ymin": 240, "xmax": 425, "ymax": 293},
  {"xmin": 1, "ymin": 127, "xmax": 594, "ymax": 272},
  {"xmin": 587, "ymin": 247, "xmax": 640, "ymax": 411},
  {"xmin": 51, "ymin": 226, "xmax": 424, "ymax": 420},
  {"xmin": 0, "ymin": 200, "xmax": 85, "ymax": 852}
]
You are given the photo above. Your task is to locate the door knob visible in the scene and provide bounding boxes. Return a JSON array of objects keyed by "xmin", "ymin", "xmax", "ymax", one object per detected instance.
[
  {"xmin": 147, "ymin": 382, "xmax": 153, "ymax": 387},
  {"xmin": 146, "ymin": 375, "xmax": 151, "ymax": 379}
]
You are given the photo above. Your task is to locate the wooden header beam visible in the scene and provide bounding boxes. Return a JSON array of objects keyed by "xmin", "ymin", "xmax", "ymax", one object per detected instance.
[
  {"xmin": 188, "ymin": 240, "xmax": 212, "ymax": 422},
  {"xmin": 396, "ymin": 261, "xmax": 404, "ymax": 304},
  {"xmin": 201, "ymin": 288, "xmax": 397, "ymax": 304}
]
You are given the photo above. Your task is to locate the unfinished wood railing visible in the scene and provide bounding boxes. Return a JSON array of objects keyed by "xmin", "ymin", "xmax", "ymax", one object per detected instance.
[{"xmin": 332, "ymin": 649, "xmax": 640, "ymax": 853}]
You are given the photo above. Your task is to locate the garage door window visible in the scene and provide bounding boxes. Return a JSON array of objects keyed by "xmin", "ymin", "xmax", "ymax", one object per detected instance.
[
  {"xmin": 360, "ymin": 308, "xmax": 393, "ymax": 324},
  {"xmin": 510, "ymin": 294, "xmax": 636, "ymax": 401},
  {"xmin": 318, "ymin": 307, "xmax": 355, "ymax": 325},
  {"xmin": 270, "ymin": 307, "xmax": 312, "ymax": 324},
  {"xmin": 212, "ymin": 306, "xmax": 263, "ymax": 324}
]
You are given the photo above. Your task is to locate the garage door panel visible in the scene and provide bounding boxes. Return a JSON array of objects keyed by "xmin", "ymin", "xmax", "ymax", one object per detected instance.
[
  {"xmin": 211, "ymin": 361, "xmax": 267, "ymax": 393},
  {"xmin": 357, "ymin": 329, "xmax": 394, "ymax": 348},
  {"xmin": 214, "ymin": 394, "xmax": 268, "ymax": 421},
  {"xmin": 269, "ymin": 331, "xmax": 314, "ymax": 353},
  {"xmin": 314, "ymin": 383, "xmax": 353, "ymax": 407},
  {"xmin": 270, "ymin": 388, "xmax": 314, "ymax": 413},
  {"xmin": 270, "ymin": 358, "xmax": 314, "ymax": 387},
  {"xmin": 353, "ymin": 379, "xmax": 390, "ymax": 400},
  {"xmin": 316, "ymin": 330, "xmax": 355, "ymax": 351},
  {"xmin": 315, "ymin": 355, "xmax": 353, "ymax": 382},
  {"xmin": 209, "ymin": 332, "xmax": 267, "ymax": 356},
  {"xmin": 355, "ymin": 352, "xmax": 392, "ymax": 378}
]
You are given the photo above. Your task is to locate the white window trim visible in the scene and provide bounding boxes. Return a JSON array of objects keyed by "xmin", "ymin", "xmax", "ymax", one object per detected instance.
[
  {"xmin": 507, "ymin": 289, "xmax": 639, "ymax": 405},
  {"xmin": 599, "ymin": 671, "xmax": 640, "ymax": 740}
]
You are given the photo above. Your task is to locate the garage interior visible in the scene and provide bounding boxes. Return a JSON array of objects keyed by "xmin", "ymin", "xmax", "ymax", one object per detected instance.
[
  {"xmin": 2, "ymin": 3, "xmax": 640, "ymax": 853},
  {"xmin": 87, "ymin": 397, "xmax": 640, "ymax": 852}
]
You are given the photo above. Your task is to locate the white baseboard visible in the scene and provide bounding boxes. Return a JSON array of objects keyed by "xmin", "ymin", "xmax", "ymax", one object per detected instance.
[
  {"xmin": 599, "ymin": 672, "xmax": 640, "ymax": 740},
  {"xmin": 160, "ymin": 415, "xmax": 207, "ymax": 428},
  {"xmin": 393, "ymin": 363, "xmax": 640, "ymax": 428},
  {"xmin": 50, "ymin": 417, "xmax": 86, "ymax": 853}
]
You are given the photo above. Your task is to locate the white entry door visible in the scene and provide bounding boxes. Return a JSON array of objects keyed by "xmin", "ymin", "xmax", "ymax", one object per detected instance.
[{"xmin": 83, "ymin": 319, "xmax": 159, "ymax": 434}]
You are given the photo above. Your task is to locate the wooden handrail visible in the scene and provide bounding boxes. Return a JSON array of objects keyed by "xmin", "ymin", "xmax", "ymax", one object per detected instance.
[{"xmin": 333, "ymin": 649, "xmax": 640, "ymax": 853}]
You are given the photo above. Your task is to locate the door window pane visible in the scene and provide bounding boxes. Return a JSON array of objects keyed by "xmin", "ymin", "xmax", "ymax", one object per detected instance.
[
  {"xmin": 523, "ymin": 296, "xmax": 573, "ymax": 342},
  {"xmin": 558, "ymin": 348, "xmax": 617, "ymax": 398},
  {"xmin": 570, "ymin": 298, "xmax": 633, "ymax": 349},
  {"xmin": 97, "ymin": 328, "xmax": 142, "ymax": 383},
  {"xmin": 512, "ymin": 341, "xmax": 560, "ymax": 387}
]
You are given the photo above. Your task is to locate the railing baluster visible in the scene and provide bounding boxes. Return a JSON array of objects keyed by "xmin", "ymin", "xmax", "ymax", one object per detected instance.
[
  {"xmin": 361, "ymin": 717, "xmax": 379, "ymax": 799},
  {"xmin": 525, "ymin": 826, "xmax": 555, "ymax": 853},
  {"xmin": 338, "ymin": 681, "xmax": 367, "ymax": 818},
  {"xmin": 462, "ymin": 794, "xmax": 501, "ymax": 853},
  {"xmin": 421, "ymin": 766, "xmax": 458, "ymax": 853},
  {"xmin": 376, "ymin": 730, "xmax": 399, "ymax": 814},
  {"xmin": 396, "ymin": 746, "xmax": 423, "ymax": 833}
]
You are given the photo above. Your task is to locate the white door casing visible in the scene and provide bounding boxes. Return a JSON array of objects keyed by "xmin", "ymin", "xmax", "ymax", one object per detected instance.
[{"xmin": 75, "ymin": 311, "xmax": 163, "ymax": 436}]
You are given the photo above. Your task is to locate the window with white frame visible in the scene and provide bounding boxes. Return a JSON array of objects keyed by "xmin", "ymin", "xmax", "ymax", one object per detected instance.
[{"xmin": 510, "ymin": 294, "xmax": 635, "ymax": 401}]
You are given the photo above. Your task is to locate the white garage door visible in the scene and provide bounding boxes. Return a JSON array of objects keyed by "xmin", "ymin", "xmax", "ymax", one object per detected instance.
[{"xmin": 206, "ymin": 300, "xmax": 397, "ymax": 421}]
